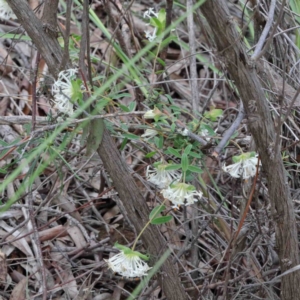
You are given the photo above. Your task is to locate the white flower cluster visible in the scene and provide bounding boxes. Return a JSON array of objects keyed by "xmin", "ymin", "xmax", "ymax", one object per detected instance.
[
  {"xmin": 143, "ymin": 8, "xmax": 158, "ymax": 19},
  {"xmin": 144, "ymin": 28, "xmax": 157, "ymax": 42},
  {"xmin": 146, "ymin": 163, "xmax": 180, "ymax": 189},
  {"xmin": 106, "ymin": 249, "xmax": 151, "ymax": 278},
  {"xmin": 0, "ymin": 0, "xmax": 16, "ymax": 20},
  {"xmin": 223, "ymin": 153, "xmax": 260, "ymax": 179},
  {"xmin": 146, "ymin": 162, "xmax": 202, "ymax": 208},
  {"xmin": 143, "ymin": 8, "xmax": 158, "ymax": 42},
  {"xmin": 162, "ymin": 182, "xmax": 202, "ymax": 209},
  {"xmin": 141, "ymin": 129, "xmax": 158, "ymax": 140},
  {"xmin": 52, "ymin": 69, "xmax": 78, "ymax": 115}
]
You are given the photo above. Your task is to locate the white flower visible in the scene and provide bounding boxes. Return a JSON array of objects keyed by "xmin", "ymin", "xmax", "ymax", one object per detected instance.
[
  {"xmin": 52, "ymin": 69, "xmax": 78, "ymax": 115},
  {"xmin": 200, "ymin": 129, "xmax": 211, "ymax": 141},
  {"xmin": 146, "ymin": 163, "xmax": 181, "ymax": 189},
  {"xmin": 0, "ymin": 0, "xmax": 16, "ymax": 20},
  {"xmin": 143, "ymin": 8, "xmax": 158, "ymax": 19},
  {"xmin": 144, "ymin": 108, "xmax": 162, "ymax": 119},
  {"xmin": 145, "ymin": 27, "xmax": 157, "ymax": 42},
  {"xmin": 141, "ymin": 129, "xmax": 158, "ymax": 140},
  {"xmin": 162, "ymin": 182, "xmax": 202, "ymax": 208},
  {"xmin": 223, "ymin": 153, "xmax": 259, "ymax": 179},
  {"xmin": 105, "ymin": 248, "xmax": 151, "ymax": 278},
  {"xmin": 180, "ymin": 128, "xmax": 189, "ymax": 136}
]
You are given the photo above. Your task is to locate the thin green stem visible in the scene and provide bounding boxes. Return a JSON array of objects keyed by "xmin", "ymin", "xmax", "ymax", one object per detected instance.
[{"xmin": 131, "ymin": 198, "xmax": 167, "ymax": 251}]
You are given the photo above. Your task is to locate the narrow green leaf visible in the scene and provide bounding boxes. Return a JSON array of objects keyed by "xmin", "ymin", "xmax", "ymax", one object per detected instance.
[
  {"xmin": 181, "ymin": 153, "xmax": 189, "ymax": 172},
  {"xmin": 188, "ymin": 165, "xmax": 203, "ymax": 174},
  {"xmin": 158, "ymin": 135, "xmax": 164, "ymax": 149},
  {"xmin": 167, "ymin": 147, "xmax": 181, "ymax": 158},
  {"xmin": 128, "ymin": 101, "xmax": 136, "ymax": 112},
  {"xmin": 120, "ymin": 138, "xmax": 128, "ymax": 151},
  {"xmin": 119, "ymin": 104, "xmax": 130, "ymax": 112},
  {"xmin": 123, "ymin": 133, "xmax": 140, "ymax": 140},
  {"xmin": 149, "ymin": 205, "xmax": 166, "ymax": 220},
  {"xmin": 165, "ymin": 164, "xmax": 182, "ymax": 171},
  {"xmin": 145, "ymin": 151, "xmax": 157, "ymax": 158},
  {"xmin": 151, "ymin": 215, "xmax": 172, "ymax": 225},
  {"xmin": 0, "ymin": 168, "xmax": 7, "ymax": 174},
  {"xmin": 189, "ymin": 151, "xmax": 202, "ymax": 158}
]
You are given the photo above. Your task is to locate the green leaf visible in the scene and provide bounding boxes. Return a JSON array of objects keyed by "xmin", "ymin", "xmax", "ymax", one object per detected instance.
[
  {"xmin": 189, "ymin": 151, "xmax": 202, "ymax": 158},
  {"xmin": 119, "ymin": 104, "xmax": 130, "ymax": 112},
  {"xmin": 123, "ymin": 133, "xmax": 140, "ymax": 140},
  {"xmin": 204, "ymin": 108, "xmax": 223, "ymax": 121},
  {"xmin": 184, "ymin": 144, "xmax": 193, "ymax": 155},
  {"xmin": 151, "ymin": 215, "xmax": 172, "ymax": 225},
  {"xmin": 149, "ymin": 205, "xmax": 166, "ymax": 220},
  {"xmin": 170, "ymin": 105, "xmax": 181, "ymax": 112},
  {"xmin": 165, "ymin": 94, "xmax": 174, "ymax": 104},
  {"xmin": 86, "ymin": 119, "xmax": 104, "ymax": 156},
  {"xmin": 145, "ymin": 151, "xmax": 157, "ymax": 158},
  {"xmin": 170, "ymin": 122, "xmax": 176, "ymax": 132},
  {"xmin": 158, "ymin": 135, "xmax": 164, "ymax": 149},
  {"xmin": 111, "ymin": 93, "xmax": 132, "ymax": 99},
  {"xmin": 0, "ymin": 168, "xmax": 7, "ymax": 174},
  {"xmin": 181, "ymin": 153, "xmax": 189, "ymax": 172},
  {"xmin": 165, "ymin": 164, "xmax": 182, "ymax": 171},
  {"xmin": 128, "ymin": 101, "xmax": 136, "ymax": 112},
  {"xmin": 120, "ymin": 138, "xmax": 128, "ymax": 151},
  {"xmin": 71, "ymin": 79, "xmax": 83, "ymax": 104},
  {"xmin": 158, "ymin": 8, "xmax": 166, "ymax": 25},
  {"xmin": 167, "ymin": 147, "xmax": 181, "ymax": 158},
  {"xmin": 188, "ymin": 165, "xmax": 203, "ymax": 174},
  {"xmin": 232, "ymin": 155, "xmax": 240, "ymax": 163}
]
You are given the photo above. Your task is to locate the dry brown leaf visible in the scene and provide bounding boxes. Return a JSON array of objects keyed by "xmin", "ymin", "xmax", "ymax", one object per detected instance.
[
  {"xmin": 67, "ymin": 223, "xmax": 87, "ymax": 248},
  {"xmin": 0, "ymin": 47, "xmax": 13, "ymax": 75},
  {"xmin": 9, "ymin": 277, "xmax": 27, "ymax": 300},
  {"xmin": 0, "ymin": 223, "xmax": 34, "ymax": 257}
]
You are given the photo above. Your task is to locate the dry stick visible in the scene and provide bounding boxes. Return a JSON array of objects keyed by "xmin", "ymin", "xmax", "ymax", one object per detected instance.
[
  {"xmin": 213, "ymin": 101, "xmax": 245, "ymax": 156},
  {"xmin": 84, "ymin": 0, "xmax": 93, "ymax": 87},
  {"xmin": 184, "ymin": 0, "xmax": 201, "ymax": 278},
  {"xmin": 251, "ymin": 0, "xmax": 287, "ymax": 62},
  {"xmin": 26, "ymin": 192, "xmax": 47, "ymax": 300},
  {"xmin": 31, "ymin": 52, "xmax": 40, "ymax": 131},
  {"xmin": 79, "ymin": 0, "xmax": 88, "ymax": 77},
  {"xmin": 7, "ymin": 1, "xmax": 188, "ymax": 298},
  {"xmin": 0, "ymin": 111, "xmax": 145, "ymax": 126},
  {"xmin": 59, "ymin": 0, "xmax": 72, "ymax": 71},
  {"xmin": 251, "ymin": 0, "xmax": 276, "ymax": 60},
  {"xmin": 187, "ymin": 0, "xmax": 199, "ymax": 113}
]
